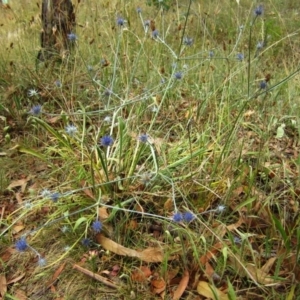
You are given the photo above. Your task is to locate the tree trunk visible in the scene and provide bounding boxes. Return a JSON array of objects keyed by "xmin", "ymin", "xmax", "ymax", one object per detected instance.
[{"xmin": 38, "ymin": 0, "xmax": 75, "ymax": 61}]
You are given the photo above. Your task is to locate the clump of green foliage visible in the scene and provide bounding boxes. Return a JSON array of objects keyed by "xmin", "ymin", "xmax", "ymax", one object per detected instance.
[{"xmin": 1, "ymin": 0, "xmax": 300, "ymax": 299}]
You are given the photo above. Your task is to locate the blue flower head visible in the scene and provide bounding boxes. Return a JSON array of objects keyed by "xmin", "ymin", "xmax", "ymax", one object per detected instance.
[
  {"xmin": 236, "ymin": 53, "xmax": 244, "ymax": 61},
  {"xmin": 15, "ymin": 237, "xmax": 28, "ymax": 252},
  {"xmin": 183, "ymin": 37, "xmax": 193, "ymax": 46},
  {"xmin": 30, "ymin": 105, "xmax": 42, "ymax": 115},
  {"xmin": 152, "ymin": 30, "xmax": 159, "ymax": 39},
  {"xmin": 174, "ymin": 72, "xmax": 183, "ymax": 80},
  {"xmin": 254, "ymin": 5, "xmax": 263, "ymax": 16},
  {"xmin": 50, "ymin": 192, "xmax": 60, "ymax": 202},
  {"xmin": 55, "ymin": 80, "xmax": 62, "ymax": 88},
  {"xmin": 144, "ymin": 20, "xmax": 150, "ymax": 27},
  {"xmin": 172, "ymin": 212, "xmax": 183, "ymax": 222},
  {"xmin": 104, "ymin": 89, "xmax": 112, "ymax": 97},
  {"xmin": 67, "ymin": 33, "xmax": 77, "ymax": 42},
  {"xmin": 183, "ymin": 211, "xmax": 195, "ymax": 222},
  {"xmin": 260, "ymin": 80, "xmax": 267, "ymax": 89},
  {"xmin": 256, "ymin": 41, "xmax": 264, "ymax": 50},
  {"xmin": 100, "ymin": 135, "xmax": 114, "ymax": 147},
  {"xmin": 234, "ymin": 236, "xmax": 242, "ymax": 245},
  {"xmin": 117, "ymin": 17, "xmax": 125, "ymax": 26},
  {"xmin": 139, "ymin": 134, "xmax": 148, "ymax": 143},
  {"xmin": 81, "ymin": 238, "xmax": 92, "ymax": 247},
  {"xmin": 137, "ymin": 7, "xmax": 142, "ymax": 14},
  {"xmin": 92, "ymin": 220, "xmax": 102, "ymax": 233},
  {"xmin": 209, "ymin": 50, "xmax": 214, "ymax": 58}
]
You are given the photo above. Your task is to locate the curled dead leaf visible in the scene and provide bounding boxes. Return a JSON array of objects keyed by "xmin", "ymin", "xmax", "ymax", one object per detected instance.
[
  {"xmin": 131, "ymin": 266, "xmax": 152, "ymax": 282},
  {"xmin": 197, "ymin": 281, "xmax": 228, "ymax": 300},
  {"xmin": 172, "ymin": 270, "xmax": 189, "ymax": 300},
  {"xmin": 228, "ymin": 254, "xmax": 277, "ymax": 285},
  {"xmin": 96, "ymin": 234, "xmax": 175, "ymax": 263},
  {"xmin": 151, "ymin": 276, "xmax": 166, "ymax": 295},
  {"xmin": 98, "ymin": 207, "xmax": 109, "ymax": 221},
  {"xmin": 0, "ymin": 275, "xmax": 7, "ymax": 297}
]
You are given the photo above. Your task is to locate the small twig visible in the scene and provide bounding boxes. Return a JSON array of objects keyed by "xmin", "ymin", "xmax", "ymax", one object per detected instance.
[{"xmin": 73, "ymin": 264, "xmax": 118, "ymax": 289}]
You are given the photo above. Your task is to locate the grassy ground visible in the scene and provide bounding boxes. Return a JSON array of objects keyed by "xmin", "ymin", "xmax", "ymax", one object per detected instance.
[{"xmin": 1, "ymin": 0, "xmax": 300, "ymax": 299}]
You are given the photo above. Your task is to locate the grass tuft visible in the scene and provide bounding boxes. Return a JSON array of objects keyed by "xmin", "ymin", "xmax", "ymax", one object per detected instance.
[{"xmin": 1, "ymin": 0, "xmax": 300, "ymax": 299}]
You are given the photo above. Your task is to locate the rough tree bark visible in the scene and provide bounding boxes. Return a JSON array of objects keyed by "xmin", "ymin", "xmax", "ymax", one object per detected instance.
[{"xmin": 38, "ymin": 0, "xmax": 75, "ymax": 61}]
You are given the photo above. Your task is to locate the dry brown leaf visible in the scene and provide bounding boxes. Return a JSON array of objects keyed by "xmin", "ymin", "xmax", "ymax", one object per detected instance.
[
  {"xmin": 197, "ymin": 281, "xmax": 228, "ymax": 300},
  {"xmin": 138, "ymin": 247, "xmax": 169, "ymax": 263},
  {"xmin": 12, "ymin": 224, "xmax": 25, "ymax": 234},
  {"xmin": 126, "ymin": 220, "xmax": 138, "ymax": 230},
  {"xmin": 151, "ymin": 276, "xmax": 166, "ymax": 295},
  {"xmin": 80, "ymin": 181, "xmax": 95, "ymax": 199},
  {"xmin": 131, "ymin": 266, "xmax": 152, "ymax": 282},
  {"xmin": 172, "ymin": 270, "xmax": 189, "ymax": 300},
  {"xmin": 13, "ymin": 289, "xmax": 27, "ymax": 300},
  {"xmin": 245, "ymin": 263, "xmax": 276, "ymax": 285},
  {"xmin": 218, "ymin": 217, "xmax": 245, "ymax": 238},
  {"xmin": 50, "ymin": 284, "xmax": 57, "ymax": 293},
  {"xmin": 0, "ymin": 275, "xmax": 7, "ymax": 296},
  {"xmin": 164, "ymin": 198, "xmax": 174, "ymax": 211},
  {"xmin": 134, "ymin": 202, "xmax": 144, "ymax": 213},
  {"xmin": 244, "ymin": 110, "xmax": 255, "ymax": 117},
  {"xmin": 199, "ymin": 242, "xmax": 223, "ymax": 265},
  {"xmin": 167, "ymin": 267, "xmax": 180, "ymax": 283},
  {"xmin": 0, "ymin": 248, "xmax": 14, "ymax": 263},
  {"xmin": 15, "ymin": 192, "xmax": 23, "ymax": 204},
  {"xmin": 7, "ymin": 177, "xmax": 31, "ymax": 191},
  {"xmin": 261, "ymin": 257, "xmax": 277, "ymax": 274},
  {"xmin": 228, "ymin": 255, "xmax": 276, "ymax": 285},
  {"xmin": 205, "ymin": 262, "xmax": 215, "ymax": 278},
  {"xmin": 97, "ymin": 234, "xmax": 140, "ymax": 257},
  {"xmin": 98, "ymin": 207, "xmax": 109, "ymax": 221},
  {"xmin": 7, "ymin": 273, "xmax": 25, "ymax": 285},
  {"xmin": 47, "ymin": 115, "xmax": 61, "ymax": 124},
  {"xmin": 97, "ymin": 234, "xmax": 174, "ymax": 263},
  {"xmin": 46, "ymin": 263, "xmax": 66, "ymax": 287}
]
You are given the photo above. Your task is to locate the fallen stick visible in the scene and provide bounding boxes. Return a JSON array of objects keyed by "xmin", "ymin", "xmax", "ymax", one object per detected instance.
[{"xmin": 73, "ymin": 264, "xmax": 118, "ymax": 289}]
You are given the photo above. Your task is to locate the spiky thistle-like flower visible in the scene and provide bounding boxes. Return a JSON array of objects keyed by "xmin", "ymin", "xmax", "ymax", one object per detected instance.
[
  {"xmin": 138, "ymin": 134, "xmax": 149, "ymax": 143},
  {"xmin": 30, "ymin": 105, "xmax": 42, "ymax": 115},
  {"xmin": 152, "ymin": 30, "xmax": 159, "ymax": 39},
  {"xmin": 100, "ymin": 135, "xmax": 114, "ymax": 147},
  {"xmin": 260, "ymin": 80, "xmax": 267, "ymax": 89},
  {"xmin": 183, "ymin": 37, "xmax": 193, "ymax": 46},
  {"xmin": 236, "ymin": 53, "xmax": 244, "ymax": 61},
  {"xmin": 174, "ymin": 72, "xmax": 183, "ymax": 80},
  {"xmin": 254, "ymin": 5, "xmax": 264, "ymax": 16},
  {"xmin": 182, "ymin": 211, "xmax": 195, "ymax": 222},
  {"xmin": 92, "ymin": 220, "xmax": 102, "ymax": 233},
  {"xmin": 117, "ymin": 17, "xmax": 125, "ymax": 26},
  {"xmin": 172, "ymin": 212, "xmax": 183, "ymax": 222},
  {"xmin": 38, "ymin": 257, "xmax": 47, "ymax": 267},
  {"xmin": 67, "ymin": 33, "xmax": 77, "ymax": 42},
  {"xmin": 27, "ymin": 89, "xmax": 39, "ymax": 97},
  {"xmin": 65, "ymin": 124, "xmax": 78, "ymax": 136},
  {"xmin": 81, "ymin": 238, "xmax": 92, "ymax": 247},
  {"xmin": 50, "ymin": 192, "xmax": 60, "ymax": 202},
  {"xmin": 15, "ymin": 237, "xmax": 28, "ymax": 252}
]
